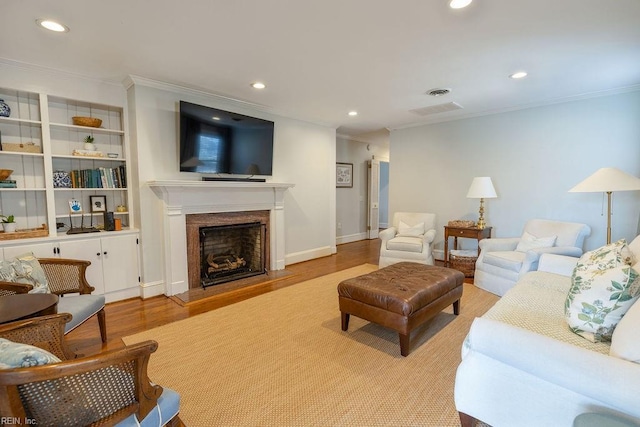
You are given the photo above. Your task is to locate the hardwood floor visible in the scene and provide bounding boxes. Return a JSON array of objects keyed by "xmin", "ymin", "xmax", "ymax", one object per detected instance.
[{"xmin": 66, "ymin": 239, "xmax": 382, "ymax": 356}]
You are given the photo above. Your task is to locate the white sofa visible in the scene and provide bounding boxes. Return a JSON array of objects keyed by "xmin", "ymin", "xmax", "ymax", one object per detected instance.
[{"xmin": 455, "ymin": 252, "xmax": 640, "ymax": 426}]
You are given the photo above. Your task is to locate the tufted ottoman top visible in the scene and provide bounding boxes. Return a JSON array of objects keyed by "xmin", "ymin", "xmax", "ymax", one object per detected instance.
[{"xmin": 338, "ymin": 262, "xmax": 464, "ymax": 316}]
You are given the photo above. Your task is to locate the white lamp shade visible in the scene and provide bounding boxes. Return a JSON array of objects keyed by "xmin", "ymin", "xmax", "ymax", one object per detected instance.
[
  {"xmin": 569, "ymin": 168, "xmax": 640, "ymax": 193},
  {"xmin": 467, "ymin": 177, "xmax": 497, "ymax": 199}
]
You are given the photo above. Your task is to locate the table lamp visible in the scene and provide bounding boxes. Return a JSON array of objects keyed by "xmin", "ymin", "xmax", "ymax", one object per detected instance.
[
  {"xmin": 569, "ymin": 167, "xmax": 640, "ymax": 244},
  {"xmin": 467, "ymin": 177, "xmax": 497, "ymax": 229}
]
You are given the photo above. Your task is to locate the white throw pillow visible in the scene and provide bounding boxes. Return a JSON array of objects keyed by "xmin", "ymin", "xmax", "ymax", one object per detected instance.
[
  {"xmin": 515, "ymin": 231, "xmax": 557, "ymax": 252},
  {"xmin": 397, "ymin": 220, "xmax": 424, "ymax": 237},
  {"xmin": 610, "ymin": 299, "xmax": 640, "ymax": 363},
  {"xmin": 565, "ymin": 239, "xmax": 640, "ymax": 342}
]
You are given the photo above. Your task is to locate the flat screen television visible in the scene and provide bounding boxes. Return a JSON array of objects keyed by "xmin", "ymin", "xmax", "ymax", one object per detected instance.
[{"xmin": 179, "ymin": 101, "xmax": 274, "ymax": 176}]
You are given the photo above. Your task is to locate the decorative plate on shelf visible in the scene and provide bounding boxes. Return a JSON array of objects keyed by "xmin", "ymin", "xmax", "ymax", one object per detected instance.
[{"xmin": 53, "ymin": 171, "xmax": 71, "ymax": 188}]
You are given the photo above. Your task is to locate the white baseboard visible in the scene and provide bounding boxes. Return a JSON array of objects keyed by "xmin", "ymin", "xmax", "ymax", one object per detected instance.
[
  {"xmin": 139, "ymin": 280, "xmax": 166, "ymax": 299},
  {"xmin": 336, "ymin": 232, "xmax": 367, "ymax": 245},
  {"xmin": 433, "ymin": 249, "xmax": 445, "ymax": 261},
  {"xmin": 104, "ymin": 287, "xmax": 141, "ymax": 304},
  {"xmin": 379, "ymin": 222, "xmax": 389, "ymax": 229},
  {"xmin": 285, "ymin": 246, "xmax": 333, "ymax": 265}
]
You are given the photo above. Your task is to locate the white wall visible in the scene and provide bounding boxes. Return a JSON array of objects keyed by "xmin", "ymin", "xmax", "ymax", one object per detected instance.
[
  {"xmin": 126, "ymin": 80, "xmax": 337, "ymax": 287},
  {"xmin": 336, "ymin": 137, "xmax": 389, "ymax": 244},
  {"xmin": 390, "ymin": 91, "xmax": 640, "ymax": 253}
]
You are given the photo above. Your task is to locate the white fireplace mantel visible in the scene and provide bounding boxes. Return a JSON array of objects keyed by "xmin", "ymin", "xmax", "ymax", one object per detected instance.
[{"xmin": 148, "ymin": 180, "xmax": 294, "ymax": 295}]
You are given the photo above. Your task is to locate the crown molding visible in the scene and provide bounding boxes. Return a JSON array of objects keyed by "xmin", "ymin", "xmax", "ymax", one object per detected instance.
[
  {"xmin": 125, "ymin": 75, "xmax": 337, "ymax": 130},
  {"xmin": 390, "ymin": 84, "xmax": 640, "ymax": 131},
  {"xmin": 0, "ymin": 57, "xmax": 123, "ymax": 88}
]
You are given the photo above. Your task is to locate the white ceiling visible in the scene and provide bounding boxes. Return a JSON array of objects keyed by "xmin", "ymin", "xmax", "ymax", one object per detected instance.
[{"xmin": 2, "ymin": 0, "xmax": 640, "ymax": 140}]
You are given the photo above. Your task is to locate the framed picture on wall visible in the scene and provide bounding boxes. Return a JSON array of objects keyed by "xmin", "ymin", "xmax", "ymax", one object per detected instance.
[
  {"xmin": 336, "ymin": 163, "xmax": 353, "ymax": 188},
  {"xmin": 90, "ymin": 195, "xmax": 107, "ymax": 213}
]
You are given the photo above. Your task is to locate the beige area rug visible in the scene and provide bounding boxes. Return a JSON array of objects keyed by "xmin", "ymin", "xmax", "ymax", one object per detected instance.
[{"xmin": 124, "ymin": 264, "xmax": 499, "ymax": 427}]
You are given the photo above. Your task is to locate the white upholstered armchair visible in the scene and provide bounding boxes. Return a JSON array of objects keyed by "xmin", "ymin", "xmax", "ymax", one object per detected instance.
[
  {"xmin": 379, "ymin": 212, "xmax": 436, "ymax": 268},
  {"xmin": 474, "ymin": 219, "xmax": 591, "ymax": 296}
]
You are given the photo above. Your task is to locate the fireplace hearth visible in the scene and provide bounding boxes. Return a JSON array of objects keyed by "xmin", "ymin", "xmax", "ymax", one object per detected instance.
[{"xmin": 200, "ymin": 222, "xmax": 266, "ymax": 287}]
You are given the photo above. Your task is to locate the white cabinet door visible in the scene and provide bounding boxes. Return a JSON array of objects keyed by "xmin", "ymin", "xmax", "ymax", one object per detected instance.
[
  {"xmin": 3, "ymin": 242, "xmax": 57, "ymax": 259},
  {"xmin": 58, "ymin": 238, "xmax": 104, "ymax": 294},
  {"xmin": 100, "ymin": 234, "xmax": 139, "ymax": 293}
]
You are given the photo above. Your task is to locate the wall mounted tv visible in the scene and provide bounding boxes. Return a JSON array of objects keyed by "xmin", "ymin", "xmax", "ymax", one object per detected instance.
[{"xmin": 179, "ymin": 101, "xmax": 274, "ymax": 176}]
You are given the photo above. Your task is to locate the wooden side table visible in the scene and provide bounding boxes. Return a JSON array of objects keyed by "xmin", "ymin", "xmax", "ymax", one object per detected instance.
[
  {"xmin": 0, "ymin": 294, "xmax": 59, "ymax": 324},
  {"xmin": 444, "ymin": 226, "xmax": 492, "ymax": 267}
]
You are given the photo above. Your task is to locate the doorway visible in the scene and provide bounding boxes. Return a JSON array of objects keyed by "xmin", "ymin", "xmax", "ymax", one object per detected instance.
[{"xmin": 367, "ymin": 160, "xmax": 389, "ymax": 238}]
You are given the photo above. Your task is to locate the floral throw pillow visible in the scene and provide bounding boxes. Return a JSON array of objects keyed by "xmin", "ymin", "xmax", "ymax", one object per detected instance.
[
  {"xmin": 11, "ymin": 252, "xmax": 50, "ymax": 294},
  {"xmin": 0, "ymin": 338, "xmax": 60, "ymax": 369},
  {"xmin": 565, "ymin": 239, "xmax": 640, "ymax": 342}
]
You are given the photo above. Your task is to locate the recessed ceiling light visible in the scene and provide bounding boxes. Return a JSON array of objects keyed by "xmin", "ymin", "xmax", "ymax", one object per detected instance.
[
  {"xmin": 348, "ymin": 111, "xmax": 358, "ymax": 116},
  {"xmin": 449, "ymin": 0, "xmax": 472, "ymax": 9},
  {"xmin": 36, "ymin": 19, "xmax": 69, "ymax": 33},
  {"xmin": 509, "ymin": 71, "xmax": 528, "ymax": 79},
  {"xmin": 251, "ymin": 82, "xmax": 266, "ymax": 89}
]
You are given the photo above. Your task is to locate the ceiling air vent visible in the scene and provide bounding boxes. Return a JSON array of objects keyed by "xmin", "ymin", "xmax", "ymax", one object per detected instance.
[
  {"xmin": 426, "ymin": 88, "xmax": 451, "ymax": 97},
  {"xmin": 409, "ymin": 102, "xmax": 463, "ymax": 116}
]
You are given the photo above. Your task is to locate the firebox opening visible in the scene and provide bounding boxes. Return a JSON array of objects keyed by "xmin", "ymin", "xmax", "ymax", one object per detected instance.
[{"xmin": 199, "ymin": 221, "xmax": 266, "ymax": 288}]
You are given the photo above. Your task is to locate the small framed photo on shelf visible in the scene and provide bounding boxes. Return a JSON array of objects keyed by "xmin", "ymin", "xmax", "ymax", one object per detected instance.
[
  {"xmin": 89, "ymin": 195, "xmax": 107, "ymax": 213},
  {"xmin": 69, "ymin": 198, "xmax": 83, "ymax": 214},
  {"xmin": 336, "ymin": 162, "xmax": 353, "ymax": 188}
]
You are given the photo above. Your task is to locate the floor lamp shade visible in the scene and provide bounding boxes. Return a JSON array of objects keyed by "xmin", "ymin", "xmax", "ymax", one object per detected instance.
[
  {"xmin": 467, "ymin": 177, "xmax": 497, "ymax": 229},
  {"xmin": 569, "ymin": 167, "xmax": 640, "ymax": 244}
]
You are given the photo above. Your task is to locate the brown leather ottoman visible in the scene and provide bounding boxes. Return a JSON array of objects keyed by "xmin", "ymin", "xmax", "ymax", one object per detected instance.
[{"xmin": 338, "ymin": 262, "xmax": 464, "ymax": 356}]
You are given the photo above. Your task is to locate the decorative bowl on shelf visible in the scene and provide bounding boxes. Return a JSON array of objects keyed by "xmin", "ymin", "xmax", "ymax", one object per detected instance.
[
  {"xmin": 72, "ymin": 116, "xmax": 102, "ymax": 128},
  {"xmin": 0, "ymin": 169, "xmax": 13, "ymax": 180}
]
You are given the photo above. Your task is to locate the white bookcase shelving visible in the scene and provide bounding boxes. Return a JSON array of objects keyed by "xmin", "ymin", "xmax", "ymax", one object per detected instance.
[{"xmin": 0, "ymin": 87, "xmax": 139, "ymax": 302}]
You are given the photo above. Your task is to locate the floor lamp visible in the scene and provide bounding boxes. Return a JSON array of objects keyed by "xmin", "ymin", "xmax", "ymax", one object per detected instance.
[{"xmin": 569, "ymin": 167, "xmax": 640, "ymax": 244}]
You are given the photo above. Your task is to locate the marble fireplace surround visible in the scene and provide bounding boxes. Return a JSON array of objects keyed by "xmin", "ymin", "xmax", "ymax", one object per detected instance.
[{"xmin": 148, "ymin": 180, "xmax": 294, "ymax": 296}]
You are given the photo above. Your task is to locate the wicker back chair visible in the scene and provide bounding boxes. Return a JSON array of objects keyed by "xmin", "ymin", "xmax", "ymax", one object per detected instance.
[
  {"xmin": 38, "ymin": 258, "xmax": 92, "ymax": 295},
  {"xmin": 0, "ymin": 282, "xmax": 33, "ymax": 297},
  {"xmin": 0, "ymin": 314, "xmax": 180, "ymax": 426},
  {"xmin": 0, "ymin": 258, "xmax": 107, "ymax": 342}
]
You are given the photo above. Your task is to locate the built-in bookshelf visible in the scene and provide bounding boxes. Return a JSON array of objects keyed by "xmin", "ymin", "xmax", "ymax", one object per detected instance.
[{"xmin": 0, "ymin": 87, "xmax": 134, "ymax": 238}]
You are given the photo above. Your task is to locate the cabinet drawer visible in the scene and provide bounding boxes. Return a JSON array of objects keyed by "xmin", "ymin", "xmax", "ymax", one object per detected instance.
[{"xmin": 449, "ymin": 228, "xmax": 478, "ymax": 238}]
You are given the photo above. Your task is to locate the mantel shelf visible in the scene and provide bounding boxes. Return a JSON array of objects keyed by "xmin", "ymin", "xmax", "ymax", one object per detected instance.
[{"xmin": 147, "ymin": 180, "xmax": 294, "ymax": 191}]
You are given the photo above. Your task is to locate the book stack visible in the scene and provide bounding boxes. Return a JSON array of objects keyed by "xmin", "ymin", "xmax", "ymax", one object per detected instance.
[
  {"xmin": 72, "ymin": 149, "xmax": 105, "ymax": 158},
  {"xmin": 68, "ymin": 165, "xmax": 127, "ymax": 189},
  {"xmin": 0, "ymin": 180, "xmax": 17, "ymax": 188}
]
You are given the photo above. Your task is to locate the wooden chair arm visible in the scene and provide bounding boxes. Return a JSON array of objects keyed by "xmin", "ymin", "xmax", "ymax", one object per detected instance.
[
  {"xmin": 0, "ymin": 313, "xmax": 76, "ymax": 360},
  {"xmin": 38, "ymin": 258, "xmax": 95, "ymax": 295},
  {"xmin": 0, "ymin": 340, "xmax": 162, "ymax": 425},
  {"xmin": 0, "ymin": 282, "xmax": 33, "ymax": 296}
]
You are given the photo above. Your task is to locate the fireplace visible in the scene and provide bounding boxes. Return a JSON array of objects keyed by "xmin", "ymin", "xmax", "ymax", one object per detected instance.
[
  {"xmin": 186, "ymin": 210, "xmax": 270, "ymax": 289},
  {"xmin": 199, "ymin": 222, "xmax": 266, "ymax": 287},
  {"xmin": 148, "ymin": 180, "xmax": 293, "ymax": 296}
]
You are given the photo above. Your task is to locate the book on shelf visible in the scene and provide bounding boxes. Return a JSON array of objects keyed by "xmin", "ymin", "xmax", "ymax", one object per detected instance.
[{"xmin": 0, "ymin": 183, "xmax": 17, "ymax": 188}]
